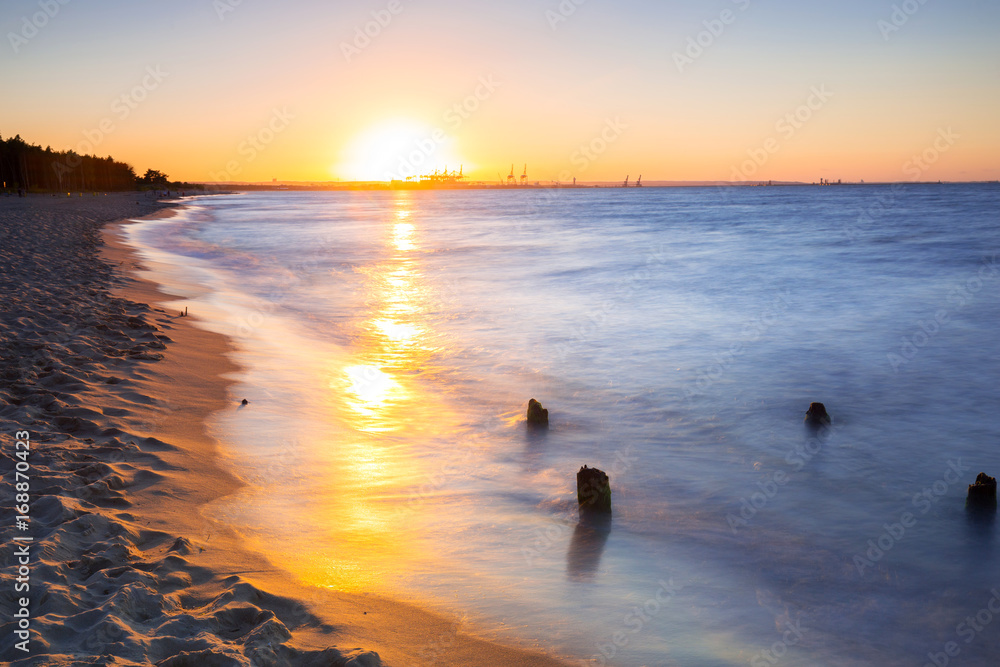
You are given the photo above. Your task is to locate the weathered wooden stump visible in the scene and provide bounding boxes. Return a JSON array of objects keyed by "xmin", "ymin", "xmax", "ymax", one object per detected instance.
[
  {"xmin": 967, "ymin": 472, "xmax": 997, "ymax": 510},
  {"xmin": 804, "ymin": 402, "xmax": 831, "ymax": 428},
  {"xmin": 526, "ymin": 398, "xmax": 549, "ymax": 427},
  {"xmin": 577, "ymin": 465, "xmax": 611, "ymax": 514}
]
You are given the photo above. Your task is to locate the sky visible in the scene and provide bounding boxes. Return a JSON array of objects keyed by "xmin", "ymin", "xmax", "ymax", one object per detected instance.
[{"xmin": 2, "ymin": 0, "xmax": 998, "ymax": 184}]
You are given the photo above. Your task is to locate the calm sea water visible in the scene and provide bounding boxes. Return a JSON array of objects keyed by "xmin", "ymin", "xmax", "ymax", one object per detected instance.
[{"xmin": 126, "ymin": 185, "xmax": 1000, "ymax": 666}]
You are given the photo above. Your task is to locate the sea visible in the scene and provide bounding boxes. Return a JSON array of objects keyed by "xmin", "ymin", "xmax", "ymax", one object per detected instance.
[{"xmin": 124, "ymin": 184, "xmax": 1000, "ymax": 666}]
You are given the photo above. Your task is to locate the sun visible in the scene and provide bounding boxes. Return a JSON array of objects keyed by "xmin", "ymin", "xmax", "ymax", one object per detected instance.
[{"xmin": 336, "ymin": 119, "xmax": 464, "ymax": 182}]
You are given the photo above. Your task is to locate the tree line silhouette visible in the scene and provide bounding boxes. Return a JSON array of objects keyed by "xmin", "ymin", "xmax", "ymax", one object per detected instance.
[{"xmin": 0, "ymin": 133, "xmax": 176, "ymax": 192}]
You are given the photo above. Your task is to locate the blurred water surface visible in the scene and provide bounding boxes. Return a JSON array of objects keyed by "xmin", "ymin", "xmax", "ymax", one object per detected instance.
[{"xmin": 128, "ymin": 184, "xmax": 1000, "ymax": 666}]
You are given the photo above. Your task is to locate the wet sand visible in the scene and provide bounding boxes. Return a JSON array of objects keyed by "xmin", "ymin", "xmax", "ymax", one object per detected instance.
[{"xmin": 0, "ymin": 193, "xmax": 570, "ymax": 666}]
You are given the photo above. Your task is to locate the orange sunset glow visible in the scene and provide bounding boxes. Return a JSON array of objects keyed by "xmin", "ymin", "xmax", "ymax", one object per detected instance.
[
  {"xmin": 3, "ymin": 2, "xmax": 998, "ymax": 184},
  {"xmin": 5, "ymin": 2, "xmax": 1000, "ymax": 664}
]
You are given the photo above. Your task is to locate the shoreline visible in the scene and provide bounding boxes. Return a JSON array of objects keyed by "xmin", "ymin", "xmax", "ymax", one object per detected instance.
[
  {"xmin": 199, "ymin": 180, "xmax": 1000, "ymax": 191},
  {"xmin": 102, "ymin": 199, "xmax": 575, "ymax": 665}
]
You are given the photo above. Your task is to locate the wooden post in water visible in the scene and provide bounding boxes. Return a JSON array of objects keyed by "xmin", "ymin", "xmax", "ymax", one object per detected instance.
[
  {"xmin": 804, "ymin": 402, "xmax": 831, "ymax": 428},
  {"xmin": 577, "ymin": 465, "xmax": 611, "ymax": 513},
  {"xmin": 526, "ymin": 398, "xmax": 549, "ymax": 428},
  {"xmin": 967, "ymin": 472, "xmax": 997, "ymax": 510}
]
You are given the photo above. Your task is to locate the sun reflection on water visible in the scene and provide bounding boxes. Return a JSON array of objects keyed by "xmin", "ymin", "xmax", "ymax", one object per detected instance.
[
  {"xmin": 274, "ymin": 193, "xmax": 475, "ymax": 596},
  {"xmin": 307, "ymin": 193, "xmax": 446, "ymax": 591},
  {"xmin": 371, "ymin": 318, "xmax": 420, "ymax": 345},
  {"xmin": 335, "ymin": 198, "xmax": 431, "ymax": 433},
  {"xmin": 393, "ymin": 221, "xmax": 416, "ymax": 251},
  {"xmin": 342, "ymin": 364, "xmax": 404, "ymax": 429}
]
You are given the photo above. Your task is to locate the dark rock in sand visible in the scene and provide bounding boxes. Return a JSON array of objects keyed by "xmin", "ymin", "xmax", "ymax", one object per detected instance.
[
  {"xmin": 577, "ymin": 465, "xmax": 611, "ymax": 513},
  {"xmin": 241, "ymin": 399, "xmax": 249, "ymax": 406},
  {"xmin": 526, "ymin": 398, "xmax": 549, "ymax": 427},
  {"xmin": 967, "ymin": 473, "xmax": 997, "ymax": 510},
  {"xmin": 804, "ymin": 402, "xmax": 831, "ymax": 427}
]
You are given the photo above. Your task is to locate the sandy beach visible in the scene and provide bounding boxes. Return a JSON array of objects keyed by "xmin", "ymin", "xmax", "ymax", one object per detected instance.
[{"xmin": 0, "ymin": 193, "xmax": 570, "ymax": 666}]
